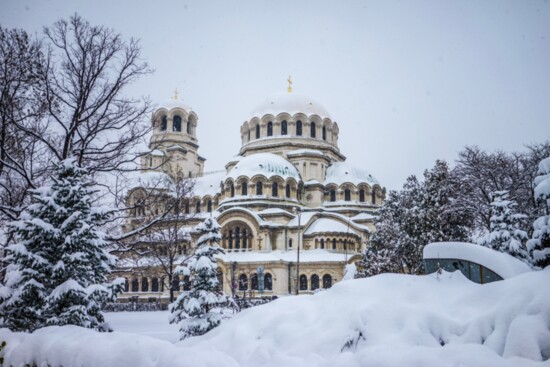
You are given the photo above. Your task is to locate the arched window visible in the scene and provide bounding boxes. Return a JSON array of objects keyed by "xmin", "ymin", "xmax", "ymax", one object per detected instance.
[
  {"xmin": 235, "ymin": 227, "xmax": 241, "ymax": 250},
  {"xmin": 151, "ymin": 278, "xmax": 159, "ymax": 292},
  {"xmin": 172, "ymin": 275, "xmax": 180, "ymax": 291},
  {"xmin": 330, "ymin": 190, "xmax": 336, "ymax": 202},
  {"xmin": 344, "ymin": 189, "xmax": 351, "ymax": 201},
  {"xmin": 265, "ymin": 273, "xmax": 273, "ymax": 290},
  {"xmin": 320, "ymin": 239, "xmax": 325, "ymax": 249},
  {"xmin": 131, "ymin": 278, "xmax": 139, "ymax": 292},
  {"xmin": 183, "ymin": 275, "xmax": 191, "ymax": 291},
  {"xmin": 296, "ymin": 120, "xmax": 302, "ymax": 136},
  {"xmin": 281, "ymin": 120, "xmax": 288, "ymax": 135},
  {"xmin": 310, "ymin": 122, "xmax": 316, "ymax": 138},
  {"xmin": 228, "ymin": 230, "xmax": 233, "ymax": 249},
  {"xmin": 299, "ymin": 274, "xmax": 308, "ymax": 291},
  {"xmin": 124, "ymin": 278, "xmax": 129, "ymax": 292},
  {"xmin": 160, "ymin": 277, "xmax": 165, "ymax": 292},
  {"xmin": 267, "ymin": 121, "xmax": 273, "ymax": 136},
  {"xmin": 141, "ymin": 277, "xmax": 149, "ymax": 292},
  {"xmin": 251, "ymin": 273, "xmax": 258, "ymax": 290},
  {"xmin": 332, "ymin": 238, "xmax": 337, "ymax": 250},
  {"xmin": 322, "ymin": 126, "xmax": 326, "ymax": 140},
  {"xmin": 372, "ymin": 191, "xmax": 376, "ymax": 205},
  {"xmin": 160, "ymin": 115, "xmax": 167, "ymax": 131},
  {"xmin": 344, "ymin": 239, "xmax": 347, "ymax": 251},
  {"xmin": 255, "ymin": 124, "xmax": 260, "ymax": 139},
  {"xmin": 248, "ymin": 129, "xmax": 250, "ymax": 141},
  {"xmin": 195, "ymin": 201, "xmax": 201, "ymax": 213},
  {"xmin": 230, "ymin": 184, "xmax": 235, "ymax": 197},
  {"xmin": 241, "ymin": 181, "xmax": 248, "ymax": 195},
  {"xmin": 239, "ymin": 274, "xmax": 248, "ymax": 291},
  {"xmin": 187, "ymin": 119, "xmax": 192, "ymax": 134},
  {"xmin": 173, "ymin": 115, "xmax": 182, "ymax": 131},
  {"xmin": 207, "ymin": 200, "xmax": 212, "ymax": 213},
  {"xmin": 256, "ymin": 181, "xmax": 263, "ymax": 195},
  {"xmin": 323, "ymin": 274, "xmax": 333, "ymax": 289},
  {"xmin": 185, "ymin": 201, "xmax": 190, "ymax": 214},
  {"xmin": 217, "ymin": 270, "xmax": 223, "ymax": 292},
  {"xmin": 359, "ymin": 189, "xmax": 365, "ymax": 202},
  {"xmin": 288, "ymin": 239, "xmax": 293, "ymax": 248},
  {"xmin": 286, "ymin": 184, "xmax": 291, "ymax": 198},
  {"xmin": 311, "ymin": 274, "xmax": 320, "ymax": 290},
  {"xmin": 242, "ymin": 228, "xmax": 248, "ymax": 249},
  {"xmin": 272, "ymin": 182, "xmax": 278, "ymax": 197}
]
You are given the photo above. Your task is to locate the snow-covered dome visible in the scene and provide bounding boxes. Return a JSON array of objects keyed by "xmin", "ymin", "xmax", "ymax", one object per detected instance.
[
  {"xmin": 250, "ymin": 92, "xmax": 331, "ymax": 120},
  {"xmin": 324, "ymin": 162, "xmax": 379, "ymax": 187},
  {"xmin": 158, "ymin": 99, "xmax": 193, "ymax": 112},
  {"xmin": 227, "ymin": 153, "xmax": 301, "ymax": 180}
]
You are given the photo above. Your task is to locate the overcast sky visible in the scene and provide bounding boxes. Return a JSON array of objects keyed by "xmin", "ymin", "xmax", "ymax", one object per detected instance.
[{"xmin": 2, "ymin": 0, "xmax": 549, "ymax": 190}]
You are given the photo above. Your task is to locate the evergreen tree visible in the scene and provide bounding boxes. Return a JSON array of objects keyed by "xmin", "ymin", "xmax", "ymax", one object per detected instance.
[
  {"xmin": 0, "ymin": 159, "xmax": 123, "ymax": 332},
  {"xmin": 527, "ymin": 156, "xmax": 550, "ymax": 268},
  {"xmin": 477, "ymin": 191, "xmax": 530, "ymax": 263},
  {"xmin": 169, "ymin": 217, "xmax": 231, "ymax": 340}
]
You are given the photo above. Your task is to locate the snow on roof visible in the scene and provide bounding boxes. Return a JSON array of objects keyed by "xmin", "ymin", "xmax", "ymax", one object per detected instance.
[
  {"xmin": 227, "ymin": 153, "xmax": 301, "ymax": 180},
  {"xmin": 324, "ymin": 162, "xmax": 379, "ymax": 187},
  {"xmin": 150, "ymin": 149, "xmax": 165, "ymax": 156},
  {"xmin": 157, "ymin": 99, "xmax": 193, "ymax": 112},
  {"xmin": 249, "ymin": 92, "xmax": 331, "ymax": 120},
  {"xmin": 304, "ymin": 217, "xmax": 354, "ymax": 236},
  {"xmin": 258, "ymin": 208, "xmax": 291, "ymax": 215},
  {"xmin": 192, "ymin": 171, "xmax": 225, "ymax": 197},
  {"xmin": 423, "ymin": 242, "xmax": 532, "ymax": 279},
  {"xmin": 351, "ymin": 213, "xmax": 375, "ymax": 221},
  {"xmin": 286, "ymin": 149, "xmax": 327, "ymax": 157},
  {"xmin": 218, "ymin": 249, "xmax": 350, "ymax": 264}
]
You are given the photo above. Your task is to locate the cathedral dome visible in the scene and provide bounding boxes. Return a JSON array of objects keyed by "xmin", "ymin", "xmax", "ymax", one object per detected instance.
[
  {"xmin": 250, "ymin": 92, "xmax": 331, "ymax": 119},
  {"xmin": 227, "ymin": 153, "xmax": 301, "ymax": 180},
  {"xmin": 324, "ymin": 162, "xmax": 379, "ymax": 187}
]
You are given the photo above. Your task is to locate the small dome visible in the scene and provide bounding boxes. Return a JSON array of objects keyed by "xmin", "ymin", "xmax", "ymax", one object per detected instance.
[
  {"xmin": 325, "ymin": 162, "xmax": 379, "ymax": 187},
  {"xmin": 250, "ymin": 92, "xmax": 331, "ymax": 120},
  {"xmin": 227, "ymin": 153, "xmax": 301, "ymax": 180}
]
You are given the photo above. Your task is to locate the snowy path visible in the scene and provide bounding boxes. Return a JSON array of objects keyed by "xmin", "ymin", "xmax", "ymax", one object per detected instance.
[{"xmin": 105, "ymin": 311, "xmax": 179, "ymax": 343}]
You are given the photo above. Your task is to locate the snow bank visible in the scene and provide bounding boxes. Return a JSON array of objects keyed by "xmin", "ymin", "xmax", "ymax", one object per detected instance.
[
  {"xmin": 2, "ymin": 270, "xmax": 549, "ymax": 366},
  {"xmin": 424, "ymin": 242, "xmax": 531, "ymax": 279}
]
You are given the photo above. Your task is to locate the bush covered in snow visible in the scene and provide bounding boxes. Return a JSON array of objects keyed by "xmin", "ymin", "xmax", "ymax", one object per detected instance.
[{"xmin": 528, "ymin": 156, "xmax": 550, "ymax": 268}]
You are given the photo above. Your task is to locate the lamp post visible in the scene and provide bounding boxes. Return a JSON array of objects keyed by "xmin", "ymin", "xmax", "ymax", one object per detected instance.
[{"xmin": 293, "ymin": 207, "xmax": 302, "ymax": 295}]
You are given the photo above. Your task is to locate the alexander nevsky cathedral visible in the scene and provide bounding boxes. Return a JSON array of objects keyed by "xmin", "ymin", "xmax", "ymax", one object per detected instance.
[{"xmin": 116, "ymin": 80, "xmax": 386, "ymax": 302}]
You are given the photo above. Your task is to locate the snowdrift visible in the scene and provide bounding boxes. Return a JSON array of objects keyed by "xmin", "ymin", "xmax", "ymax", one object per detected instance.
[{"xmin": 1, "ymin": 269, "xmax": 549, "ymax": 367}]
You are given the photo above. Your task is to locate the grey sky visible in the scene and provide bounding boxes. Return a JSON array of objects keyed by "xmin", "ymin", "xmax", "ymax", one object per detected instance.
[{"xmin": 1, "ymin": 0, "xmax": 549, "ymax": 190}]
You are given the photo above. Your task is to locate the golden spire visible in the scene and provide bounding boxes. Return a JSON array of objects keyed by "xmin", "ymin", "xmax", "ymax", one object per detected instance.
[
  {"xmin": 172, "ymin": 88, "xmax": 179, "ymax": 101},
  {"xmin": 287, "ymin": 75, "xmax": 293, "ymax": 93}
]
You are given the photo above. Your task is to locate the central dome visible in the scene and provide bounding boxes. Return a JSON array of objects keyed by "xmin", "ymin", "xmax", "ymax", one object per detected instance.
[{"xmin": 250, "ymin": 92, "xmax": 331, "ymax": 119}]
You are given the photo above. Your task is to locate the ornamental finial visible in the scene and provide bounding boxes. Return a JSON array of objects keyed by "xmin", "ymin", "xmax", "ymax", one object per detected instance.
[
  {"xmin": 287, "ymin": 75, "xmax": 293, "ymax": 93},
  {"xmin": 173, "ymin": 88, "xmax": 179, "ymax": 100}
]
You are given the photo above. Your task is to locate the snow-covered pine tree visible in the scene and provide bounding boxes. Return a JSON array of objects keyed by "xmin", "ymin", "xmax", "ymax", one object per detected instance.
[
  {"xmin": 169, "ymin": 217, "xmax": 231, "ymax": 340},
  {"xmin": 477, "ymin": 190, "xmax": 530, "ymax": 263},
  {"xmin": 527, "ymin": 156, "xmax": 550, "ymax": 268},
  {"xmin": 0, "ymin": 158, "xmax": 123, "ymax": 332}
]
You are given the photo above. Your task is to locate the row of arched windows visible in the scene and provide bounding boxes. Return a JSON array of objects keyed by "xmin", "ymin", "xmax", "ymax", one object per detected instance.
[
  {"xmin": 316, "ymin": 238, "xmax": 356, "ymax": 252},
  {"xmin": 125, "ymin": 277, "xmax": 164, "ymax": 293},
  {"xmin": 159, "ymin": 114, "xmax": 193, "ymax": 134},
  {"xmin": 238, "ymin": 273, "xmax": 273, "ymax": 291},
  {"xmin": 328, "ymin": 188, "xmax": 378, "ymax": 204},
  {"xmin": 258, "ymin": 120, "xmax": 328, "ymax": 140},
  {"xmin": 299, "ymin": 274, "xmax": 333, "ymax": 291},
  {"xmin": 225, "ymin": 180, "xmax": 302, "ymax": 200}
]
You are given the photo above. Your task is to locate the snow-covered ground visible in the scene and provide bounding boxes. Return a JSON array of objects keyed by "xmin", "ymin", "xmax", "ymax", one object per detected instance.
[{"xmin": 1, "ymin": 269, "xmax": 549, "ymax": 367}]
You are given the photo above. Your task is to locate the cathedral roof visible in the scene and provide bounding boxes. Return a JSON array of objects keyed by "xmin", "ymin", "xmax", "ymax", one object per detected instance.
[
  {"xmin": 249, "ymin": 92, "xmax": 331, "ymax": 120},
  {"xmin": 158, "ymin": 99, "xmax": 193, "ymax": 112},
  {"xmin": 227, "ymin": 153, "xmax": 301, "ymax": 180},
  {"xmin": 324, "ymin": 162, "xmax": 379, "ymax": 187}
]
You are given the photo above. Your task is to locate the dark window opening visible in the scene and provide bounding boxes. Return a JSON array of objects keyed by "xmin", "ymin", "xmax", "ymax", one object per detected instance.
[
  {"xmin": 141, "ymin": 277, "xmax": 149, "ymax": 292},
  {"xmin": 230, "ymin": 184, "xmax": 235, "ymax": 197},
  {"xmin": 256, "ymin": 181, "xmax": 263, "ymax": 195},
  {"xmin": 241, "ymin": 181, "xmax": 248, "ymax": 195},
  {"xmin": 173, "ymin": 115, "xmax": 182, "ymax": 132},
  {"xmin": 323, "ymin": 274, "xmax": 332, "ymax": 289},
  {"xmin": 330, "ymin": 190, "xmax": 336, "ymax": 202},
  {"xmin": 256, "ymin": 124, "xmax": 260, "ymax": 139},
  {"xmin": 299, "ymin": 274, "xmax": 308, "ymax": 291},
  {"xmin": 265, "ymin": 273, "xmax": 273, "ymax": 290},
  {"xmin": 267, "ymin": 121, "xmax": 273, "ymax": 136},
  {"xmin": 296, "ymin": 120, "xmax": 302, "ymax": 136},
  {"xmin": 322, "ymin": 126, "xmax": 326, "ymax": 140},
  {"xmin": 160, "ymin": 115, "xmax": 167, "ymax": 131},
  {"xmin": 272, "ymin": 182, "xmax": 278, "ymax": 197},
  {"xmin": 286, "ymin": 184, "xmax": 291, "ymax": 198},
  {"xmin": 345, "ymin": 189, "xmax": 351, "ymax": 201},
  {"xmin": 310, "ymin": 122, "xmax": 316, "ymax": 138},
  {"xmin": 281, "ymin": 120, "xmax": 288, "ymax": 135},
  {"xmin": 239, "ymin": 274, "xmax": 248, "ymax": 291},
  {"xmin": 131, "ymin": 278, "xmax": 139, "ymax": 292},
  {"xmin": 311, "ymin": 274, "xmax": 320, "ymax": 290},
  {"xmin": 251, "ymin": 273, "xmax": 259, "ymax": 290},
  {"xmin": 359, "ymin": 189, "xmax": 365, "ymax": 202},
  {"xmin": 195, "ymin": 201, "xmax": 201, "ymax": 213},
  {"xmin": 207, "ymin": 200, "xmax": 212, "ymax": 213},
  {"xmin": 151, "ymin": 278, "xmax": 159, "ymax": 292}
]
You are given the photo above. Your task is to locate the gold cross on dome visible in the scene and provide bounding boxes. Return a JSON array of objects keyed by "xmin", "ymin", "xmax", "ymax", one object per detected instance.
[
  {"xmin": 287, "ymin": 75, "xmax": 293, "ymax": 93},
  {"xmin": 172, "ymin": 88, "xmax": 179, "ymax": 100}
]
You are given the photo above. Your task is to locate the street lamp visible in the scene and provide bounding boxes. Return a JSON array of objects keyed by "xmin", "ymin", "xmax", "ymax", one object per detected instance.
[{"xmin": 293, "ymin": 206, "xmax": 302, "ymax": 295}]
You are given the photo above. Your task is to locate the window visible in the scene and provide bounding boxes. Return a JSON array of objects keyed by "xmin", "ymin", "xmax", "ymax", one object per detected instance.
[
  {"xmin": 207, "ymin": 200, "xmax": 212, "ymax": 213},
  {"xmin": 251, "ymin": 273, "xmax": 258, "ymax": 290},
  {"xmin": 372, "ymin": 191, "xmax": 376, "ymax": 205},
  {"xmin": 217, "ymin": 271, "xmax": 223, "ymax": 292},
  {"xmin": 173, "ymin": 115, "xmax": 182, "ymax": 131},
  {"xmin": 320, "ymin": 239, "xmax": 325, "ymax": 249},
  {"xmin": 141, "ymin": 277, "xmax": 149, "ymax": 292},
  {"xmin": 255, "ymin": 124, "xmax": 260, "ymax": 139},
  {"xmin": 310, "ymin": 122, "xmax": 316, "ymax": 138},
  {"xmin": 248, "ymin": 129, "xmax": 251, "ymax": 141},
  {"xmin": 288, "ymin": 239, "xmax": 293, "ymax": 248},
  {"xmin": 241, "ymin": 181, "xmax": 248, "ymax": 195},
  {"xmin": 272, "ymin": 182, "xmax": 278, "ymax": 197},
  {"xmin": 311, "ymin": 274, "xmax": 320, "ymax": 290},
  {"xmin": 151, "ymin": 278, "xmax": 159, "ymax": 292},
  {"xmin": 359, "ymin": 189, "xmax": 365, "ymax": 202},
  {"xmin": 281, "ymin": 120, "xmax": 288, "ymax": 135},
  {"xmin": 332, "ymin": 238, "xmax": 337, "ymax": 250},
  {"xmin": 296, "ymin": 120, "xmax": 302, "ymax": 136},
  {"xmin": 264, "ymin": 273, "xmax": 273, "ymax": 290},
  {"xmin": 160, "ymin": 115, "xmax": 167, "ymax": 131},
  {"xmin": 172, "ymin": 275, "xmax": 180, "ymax": 291},
  {"xmin": 187, "ymin": 119, "xmax": 192, "ymax": 134},
  {"xmin": 239, "ymin": 274, "xmax": 248, "ymax": 290},
  {"xmin": 299, "ymin": 274, "xmax": 308, "ymax": 291},
  {"xmin": 323, "ymin": 274, "xmax": 332, "ymax": 289},
  {"xmin": 286, "ymin": 184, "xmax": 291, "ymax": 198},
  {"xmin": 322, "ymin": 126, "xmax": 326, "ymax": 140},
  {"xmin": 124, "ymin": 278, "xmax": 129, "ymax": 292},
  {"xmin": 256, "ymin": 181, "xmax": 263, "ymax": 195},
  {"xmin": 344, "ymin": 189, "xmax": 351, "ymax": 201},
  {"xmin": 195, "ymin": 201, "xmax": 201, "ymax": 213},
  {"xmin": 131, "ymin": 278, "xmax": 139, "ymax": 292},
  {"xmin": 267, "ymin": 121, "xmax": 273, "ymax": 136},
  {"xmin": 185, "ymin": 201, "xmax": 190, "ymax": 214},
  {"xmin": 230, "ymin": 184, "xmax": 235, "ymax": 197},
  {"xmin": 330, "ymin": 190, "xmax": 336, "ymax": 202}
]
